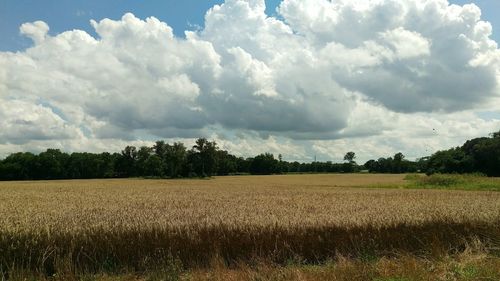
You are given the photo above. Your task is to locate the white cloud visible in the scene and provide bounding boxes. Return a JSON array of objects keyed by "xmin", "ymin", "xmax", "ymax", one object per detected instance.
[
  {"xmin": 280, "ymin": 0, "xmax": 499, "ymax": 112},
  {"xmin": 380, "ymin": 27, "xmax": 431, "ymax": 59},
  {"xmin": 19, "ymin": 21, "xmax": 49, "ymax": 44},
  {"xmin": 0, "ymin": 100, "xmax": 81, "ymax": 145},
  {"xmin": 0, "ymin": 0, "xmax": 499, "ymax": 161}
]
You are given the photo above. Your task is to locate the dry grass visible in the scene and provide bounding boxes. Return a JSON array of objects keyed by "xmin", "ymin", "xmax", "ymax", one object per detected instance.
[{"xmin": 0, "ymin": 174, "xmax": 499, "ymax": 278}]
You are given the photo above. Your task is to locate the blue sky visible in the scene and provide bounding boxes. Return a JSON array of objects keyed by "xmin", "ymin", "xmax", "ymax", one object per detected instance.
[
  {"xmin": 1, "ymin": 0, "xmax": 498, "ymax": 52},
  {"xmin": 0, "ymin": 0, "xmax": 279, "ymax": 51}
]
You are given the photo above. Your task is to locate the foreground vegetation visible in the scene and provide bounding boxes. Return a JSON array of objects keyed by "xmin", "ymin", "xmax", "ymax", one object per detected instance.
[
  {"xmin": 186, "ymin": 253, "xmax": 500, "ymax": 281},
  {"xmin": 6, "ymin": 250, "xmax": 500, "ymax": 280},
  {"xmin": 1, "ymin": 174, "xmax": 499, "ymax": 279}
]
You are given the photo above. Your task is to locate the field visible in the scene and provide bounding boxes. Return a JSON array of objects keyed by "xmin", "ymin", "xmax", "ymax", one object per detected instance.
[{"xmin": 1, "ymin": 174, "xmax": 500, "ymax": 280}]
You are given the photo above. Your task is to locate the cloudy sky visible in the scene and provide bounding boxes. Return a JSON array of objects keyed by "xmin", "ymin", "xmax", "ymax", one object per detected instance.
[{"xmin": 0, "ymin": 0, "xmax": 499, "ymax": 163}]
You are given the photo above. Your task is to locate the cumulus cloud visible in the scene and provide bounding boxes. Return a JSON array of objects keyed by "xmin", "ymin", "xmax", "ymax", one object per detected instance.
[
  {"xmin": 280, "ymin": 0, "xmax": 499, "ymax": 112},
  {"xmin": 0, "ymin": 100, "xmax": 81, "ymax": 145},
  {"xmin": 0, "ymin": 0, "xmax": 499, "ymax": 160},
  {"xmin": 19, "ymin": 21, "xmax": 49, "ymax": 44}
]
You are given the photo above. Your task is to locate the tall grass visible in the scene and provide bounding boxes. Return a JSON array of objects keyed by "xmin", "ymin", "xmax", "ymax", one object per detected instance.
[
  {"xmin": 186, "ymin": 251, "xmax": 500, "ymax": 281},
  {"xmin": 6, "ymin": 250, "xmax": 500, "ymax": 281}
]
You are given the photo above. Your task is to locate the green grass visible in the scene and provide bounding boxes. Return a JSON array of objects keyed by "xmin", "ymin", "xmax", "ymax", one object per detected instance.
[
  {"xmin": 404, "ymin": 174, "xmax": 500, "ymax": 191},
  {"xmin": 365, "ymin": 174, "xmax": 500, "ymax": 191}
]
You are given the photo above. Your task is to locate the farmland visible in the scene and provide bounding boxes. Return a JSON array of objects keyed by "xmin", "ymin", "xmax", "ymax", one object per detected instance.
[{"xmin": 1, "ymin": 174, "xmax": 500, "ymax": 280}]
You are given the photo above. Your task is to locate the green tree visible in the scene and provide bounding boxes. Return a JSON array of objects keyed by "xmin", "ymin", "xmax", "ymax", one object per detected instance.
[
  {"xmin": 364, "ymin": 159, "xmax": 377, "ymax": 172},
  {"xmin": 116, "ymin": 146, "xmax": 138, "ymax": 177},
  {"xmin": 249, "ymin": 153, "xmax": 278, "ymax": 175},
  {"xmin": 394, "ymin": 152, "xmax": 404, "ymax": 162},
  {"xmin": 343, "ymin": 151, "xmax": 357, "ymax": 173},
  {"xmin": 192, "ymin": 138, "xmax": 218, "ymax": 177},
  {"xmin": 165, "ymin": 142, "xmax": 187, "ymax": 178},
  {"xmin": 136, "ymin": 146, "xmax": 153, "ymax": 176},
  {"xmin": 37, "ymin": 149, "xmax": 69, "ymax": 179},
  {"xmin": 216, "ymin": 150, "xmax": 237, "ymax": 175},
  {"xmin": 393, "ymin": 152, "xmax": 404, "ymax": 173},
  {"xmin": 143, "ymin": 155, "xmax": 164, "ymax": 177},
  {"xmin": 153, "ymin": 141, "xmax": 167, "ymax": 157},
  {"xmin": 0, "ymin": 152, "xmax": 37, "ymax": 180},
  {"xmin": 344, "ymin": 152, "xmax": 356, "ymax": 164}
]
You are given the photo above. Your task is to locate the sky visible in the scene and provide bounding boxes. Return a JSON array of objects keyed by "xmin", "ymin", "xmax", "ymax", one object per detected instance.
[
  {"xmin": 0, "ymin": 0, "xmax": 499, "ymax": 163},
  {"xmin": 1, "ymin": 0, "xmax": 499, "ymax": 52}
]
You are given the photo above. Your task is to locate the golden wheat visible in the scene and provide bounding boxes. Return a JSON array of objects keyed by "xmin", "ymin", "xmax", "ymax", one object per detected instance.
[
  {"xmin": 1, "ymin": 174, "xmax": 499, "ymax": 232},
  {"xmin": 0, "ymin": 174, "xmax": 499, "ymax": 275}
]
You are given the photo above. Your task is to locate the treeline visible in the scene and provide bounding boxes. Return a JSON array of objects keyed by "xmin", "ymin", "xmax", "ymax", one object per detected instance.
[
  {"xmin": 423, "ymin": 131, "xmax": 500, "ymax": 177},
  {"xmin": 363, "ymin": 131, "xmax": 500, "ymax": 177},
  {"xmin": 0, "ymin": 138, "xmax": 358, "ymax": 180},
  {"xmin": 0, "ymin": 131, "xmax": 498, "ymax": 180},
  {"xmin": 363, "ymin": 152, "xmax": 421, "ymax": 174}
]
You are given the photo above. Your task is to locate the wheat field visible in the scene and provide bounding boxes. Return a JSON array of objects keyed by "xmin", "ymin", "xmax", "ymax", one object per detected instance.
[{"xmin": 1, "ymin": 174, "xmax": 499, "ymax": 276}]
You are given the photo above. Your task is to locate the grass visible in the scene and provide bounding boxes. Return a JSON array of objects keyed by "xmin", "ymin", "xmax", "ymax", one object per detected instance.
[
  {"xmin": 404, "ymin": 173, "xmax": 500, "ymax": 191},
  {"xmin": 5, "ymin": 251, "xmax": 500, "ymax": 280},
  {"xmin": 185, "ymin": 251, "xmax": 500, "ymax": 281},
  {"xmin": 365, "ymin": 173, "xmax": 500, "ymax": 191},
  {"xmin": 0, "ymin": 174, "xmax": 499, "ymax": 279}
]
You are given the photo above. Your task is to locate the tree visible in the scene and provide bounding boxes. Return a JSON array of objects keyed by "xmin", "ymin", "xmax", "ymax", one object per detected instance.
[
  {"xmin": 100, "ymin": 152, "xmax": 117, "ymax": 178},
  {"xmin": 467, "ymin": 137, "xmax": 500, "ymax": 177},
  {"xmin": 165, "ymin": 142, "xmax": 187, "ymax": 178},
  {"xmin": 115, "ymin": 146, "xmax": 138, "ymax": 177},
  {"xmin": 393, "ymin": 152, "xmax": 405, "ymax": 173},
  {"xmin": 0, "ymin": 152, "xmax": 37, "ymax": 180},
  {"xmin": 426, "ymin": 148, "xmax": 468, "ymax": 175},
  {"xmin": 343, "ymin": 152, "xmax": 357, "ymax": 172},
  {"xmin": 344, "ymin": 152, "xmax": 356, "ymax": 164},
  {"xmin": 68, "ymin": 152, "xmax": 101, "ymax": 179},
  {"xmin": 143, "ymin": 155, "xmax": 164, "ymax": 177},
  {"xmin": 136, "ymin": 146, "xmax": 154, "ymax": 176},
  {"xmin": 192, "ymin": 138, "xmax": 218, "ymax": 177},
  {"xmin": 249, "ymin": 153, "xmax": 278, "ymax": 175},
  {"xmin": 277, "ymin": 154, "xmax": 284, "ymax": 174},
  {"xmin": 153, "ymin": 141, "xmax": 167, "ymax": 157},
  {"xmin": 364, "ymin": 159, "xmax": 377, "ymax": 172},
  {"xmin": 394, "ymin": 152, "xmax": 404, "ymax": 162},
  {"xmin": 216, "ymin": 150, "xmax": 237, "ymax": 175},
  {"xmin": 37, "ymin": 149, "xmax": 69, "ymax": 179}
]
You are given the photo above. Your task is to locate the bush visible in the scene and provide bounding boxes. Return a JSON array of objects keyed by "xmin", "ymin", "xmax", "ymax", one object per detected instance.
[{"xmin": 417, "ymin": 174, "xmax": 466, "ymax": 187}]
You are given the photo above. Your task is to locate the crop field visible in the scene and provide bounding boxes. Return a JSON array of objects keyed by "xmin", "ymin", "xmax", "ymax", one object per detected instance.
[{"xmin": 1, "ymin": 174, "xmax": 500, "ymax": 279}]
